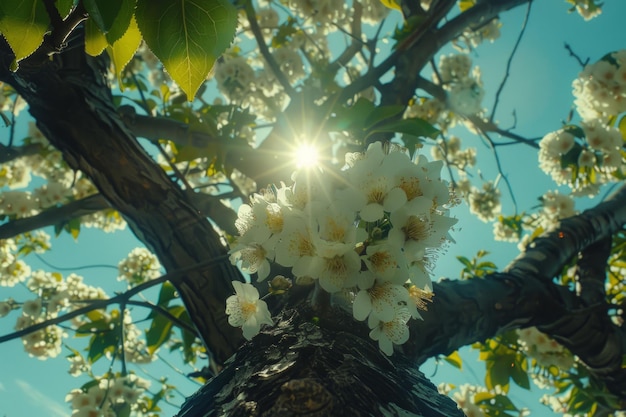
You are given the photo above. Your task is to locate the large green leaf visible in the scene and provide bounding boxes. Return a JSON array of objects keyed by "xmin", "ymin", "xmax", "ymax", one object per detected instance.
[
  {"xmin": 84, "ymin": 0, "xmax": 135, "ymax": 44},
  {"xmin": 135, "ymin": 0, "xmax": 237, "ymax": 100},
  {"xmin": 85, "ymin": 17, "xmax": 108, "ymax": 56},
  {"xmin": 107, "ymin": 15, "xmax": 142, "ymax": 85},
  {"xmin": 84, "ymin": 0, "xmax": 123, "ymax": 33},
  {"xmin": 105, "ymin": 0, "xmax": 135, "ymax": 44},
  {"xmin": 0, "ymin": 0, "xmax": 49, "ymax": 65},
  {"xmin": 146, "ymin": 305, "xmax": 186, "ymax": 354}
]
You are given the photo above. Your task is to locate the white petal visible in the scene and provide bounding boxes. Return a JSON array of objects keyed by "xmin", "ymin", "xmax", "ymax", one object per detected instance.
[
  {"xmin": 353, "ymin": 290, "xmax": 372, "ymax": 321},
  {"xmin": 378, "ymin": 334, "xmax": 394, "ymax": 356},
  {"xmin": 360, "ymin": 203, "xmax": 384, "ymax": 222},
  {"xmin": 383, "ymin": 187, "xmax": 407, "ymax": 213},
  {"xmin": 242, "ymin": 315, "xmax": 260, "ymax": 340},
  {"xmin": 257, "ymin": 259, "xmax": 271, "ymax": 281},
  {"xmin": 239, "ymin": 282, "xmax": 260, "ymax": 301}
]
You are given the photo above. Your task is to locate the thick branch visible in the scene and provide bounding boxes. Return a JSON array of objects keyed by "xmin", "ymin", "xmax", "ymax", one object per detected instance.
[
  {"xmin": 0, "ymin": 37, "xmax": 245, "ymax": 364},
  {"xmin": 576, "ymin": 237, "xmax": 612, "ymax": 305},
  {"xmin": 404, "ymin": 184, "xmax": 626, "ymax": 398},
  {"xmin": 0, "ymin": 194, "xmax": 108, "ymax": 239},
  {"xmin": 178, "ymin": 306, "xmax": 464, "ymax": 417},
  {"xmin": 379, "ymin": 0, "xmax": 530, "ymax": 108},
  {"xmin": 0, "ymin": 143, "xmax": 44, "ymax": 163}
]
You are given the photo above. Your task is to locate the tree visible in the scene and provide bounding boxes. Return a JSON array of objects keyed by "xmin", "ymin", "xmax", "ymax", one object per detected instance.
[{"xmin": 0, "ymin": 0, "xmax": 624, "ymax": 416}]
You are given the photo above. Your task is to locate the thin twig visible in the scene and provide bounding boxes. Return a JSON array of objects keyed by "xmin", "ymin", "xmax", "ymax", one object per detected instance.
[
  {"xmin": 489, "ymin": 1, "xmax": 532, "ymax": 122},
  {"xmin": 8, "ymin": 95, "xmax": 17, "ymax": 147},
  {"xmin": 244, "ymin": 0, "xmax": 296, "ymax": 97},
  {"xmin": 328, "ymin": 2, "xmax": 364, "ymax": 73},
  {"xmin": 0, "ymin": 255, "xmax": 230, "ymax": 345},
  {"xmin": 34, "ymin": 254, "xmax": 118, "ymax": 271},
  {"xmin": 481, "ymin": 131, "xmax": 518, "ymax": 214},
  {"xmin": 564, "ymin": 43, "xmax": 589, "ymax": 68},
  {"xmin": 125, "ymin": 300, "xmax": 199, "ymax": 336}
]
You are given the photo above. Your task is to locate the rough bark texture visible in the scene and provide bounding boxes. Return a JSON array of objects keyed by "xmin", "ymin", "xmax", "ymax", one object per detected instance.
[
  {"xmin": 0, "ymin": 39, "xmax": 244, "ymax": 365},
  {"xmin": 177, "ymin": 306, "xmax": 465, "ymax": 417}
]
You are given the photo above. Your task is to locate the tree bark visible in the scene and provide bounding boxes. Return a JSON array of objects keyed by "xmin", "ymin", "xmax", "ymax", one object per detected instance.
[
  {"xmin": 177, "ymin": 305, "xmax": 465, "ymax": 417},
  {"xmin": 0, "ymin": 38, "xmax": 244, "ymax": 365}
]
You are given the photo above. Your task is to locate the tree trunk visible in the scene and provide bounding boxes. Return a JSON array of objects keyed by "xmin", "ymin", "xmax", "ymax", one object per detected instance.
[
  {"xmin": 0, "ymin": 37, "xmax": 244, "ymax": 365},
  {"xmin": 177, "ymin": 305, "xmax": 464, "ymax": 417}
]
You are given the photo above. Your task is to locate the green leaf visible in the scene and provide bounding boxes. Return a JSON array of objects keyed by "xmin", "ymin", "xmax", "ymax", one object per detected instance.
[
  {"xmin": 64, "ymin": 217, "xmax": 81, "ymax": 239},
  {"xmin": 0, "ymin": 0, "xmax": 50, "ymax": 64},
  {"xmin": 83, "ymin": 0, "xmax": 123, "ymax": 36},
  {"xmin": 156, "ymin": 281, "xmax": 178, "ymax": 307},
  {"xmin": 443, "ymin": 351, "xmax": 463, "ymax": 369},
  {"xmin": 75, "ymin": 318, "xmax": 113, "ymax": 335},
  {"xmin": 459, "ymin": 0, "xmax": 476, "ymax": 12},
  {"xmin": 368, "ymin": 117, "xmax": 439, "ymax": 139},
  {"xmin": 379, "ymin": 0, "xmax": 401, "ymax": 11},
  {"xmin": 146, "ymin": 312, "xmax": 174, "ymax": 354},
  {"xmin": 84, "ymin": 0, "xmax": 136, "ymax": 44},
  {"xmin": 179, "ymin": 310, "xmax": 198, "ymax": 363},
  {"xmin": 85, "ymin": 17, "xmax": 108, "ymax": 56},
  {"xmin": 115, "ymin": 403, "xmax": 132, "ymax": 417},
  {"xmin": 456, "ymin": 256, "xmax": 473, "ymax": 269},
  {"xmin": 485, "ymin": 357, "xmax": 512, "ymax": 390},
  {"xmin": 510, "ymin": 355, "xmax": 530, "ymax": 389},
  {"xmin": 330, "ymin": 98, "xmax": 375, "ymax": 131},
  {"xmin": 135, "ymin": 0, "xmax": 238, "ymax": 100},
  {"xmin": 107, "ymin": 15, "xmax": 142, "ymax": 85},
  {"xmin": 56, "ymin": 0, "xmax": 75, "ymax": 18},
  {"xmin": 105, "ymin": 0, "xmax": 136, "ymax": 44},
  {"xmin": 618, "ymin": 115, "xmax": 626, "ymax": 141},
  {"xmin": 88, "ymin": 328, "xmax": 119, "ymax": 363},
  {"xmin": 363, "ymin": 105, "xmax": 405, "ymax": 130},
  {"xmin": 146, "ymin": 305, "xmax": 186, "ymax": 354}
]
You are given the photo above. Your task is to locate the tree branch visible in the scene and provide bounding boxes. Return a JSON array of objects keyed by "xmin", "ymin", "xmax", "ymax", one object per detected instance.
[
  {"xmin": 1, "ymin": 35, "xmax": 245, "ymax": 365},
  {"xmin": 0, "ymin": 194, "xmax": 108, "ymax": 239},
  {"xmin": 489, "ymin": 1, "xmax": 532, "ymax": 122},
  {"xmin": 244, "ymin": 0, "xmax": 296, "ymax": 98},
  {"xmin": 0, "ymin": 255, "xmax": 228, "ymax": 345},
  {"xmin": 0, "ymin": 143, "xmax": 45, "ymax": 163},
  {"xmin": 404, "ymin": 184, "xmax": 626, "ymax": 398}
]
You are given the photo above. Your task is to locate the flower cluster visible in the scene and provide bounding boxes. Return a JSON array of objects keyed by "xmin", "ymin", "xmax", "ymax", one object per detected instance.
[
  {"xmin": 568, "ymin": 0, "xmax": 602, "ymax": 21},
  {"xmin": 539, "ymin": 190, "xmax": 577, "ymax": 228},
  {"xmin": 0, "ymin": 237, "xmax": 31, "ymax": 287},
  {"xmin": 65, "ymin": 374, "xmax": 150, "ymax": 417},
  {"xmin": 451, "ymin": 384, "xmax": 487, "ymax": 417},
  {"xmin": 287, "ymin": 0, "xmax": 349, "ymax": 27},
  {"xmin": 359, "ymin": 0, "xmax": 390, "ymax": 25},
  {"xmin": 538, "ymin": 123, "xmax": 623, "ymax": 196},
  {"xmin": 438, "ymin": 54, "xmax": 485, "ymax": 116},
  {"xmin": 1, "ymin": 271, "xmax": 109, "ymax": 359},
  {"xmin": 404, "ymin": 97, "xmax": 449, "ymax": 127},
  {"xmin": 517, "ymin": 327, "xmax": 574, "ymax": 387},
  {"xmin": 228, "ymin": 143, "xmax": 457, "ymax": 354},
  {"xmin": 455, "ymin": 18, "xmax": 501, "ymax": 51},
  {"xmin": 573, "ymin": 50, "xmax": 626, "ymax": 121},
  {"xmin": 14, "ymin": 314, "xmax": 64, "ymax": 359},
  {"xmin": 117, "ymin": 247, "xmax": 162, "ymax": 287},
  {"xmin": 492, "ymin": 215, "xmax": 522, "ymax": 243},
  {"xmin": 468, "ymin": 181, "xmax": 501, "ymax": 222},
  {"xmin": 431, "ymin": 136, "xmax": 477, "ymax": 170}
]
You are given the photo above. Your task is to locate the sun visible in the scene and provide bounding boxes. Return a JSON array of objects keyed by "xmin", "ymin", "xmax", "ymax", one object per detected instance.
[{"xmin": 293, "ymin": 143, "xmax": 320, "ymax": 168}]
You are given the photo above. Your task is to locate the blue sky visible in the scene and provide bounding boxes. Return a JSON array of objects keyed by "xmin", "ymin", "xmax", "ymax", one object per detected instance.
[{"xmin": 1, "ymin": 1, "xmax": 626, "ymax": 416}]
